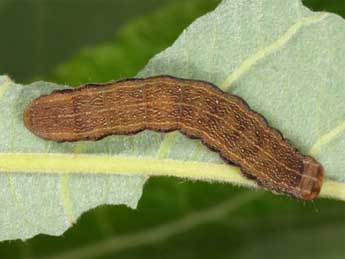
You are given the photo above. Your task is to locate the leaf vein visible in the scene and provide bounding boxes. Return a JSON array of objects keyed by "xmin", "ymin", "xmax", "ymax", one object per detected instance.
[
  {"xmin": 59, "ymin": 174, "xmax": 75, "ymax": 225},
  {"xmin": 309, "ymin": 120, "xmax": 345, "ymax": 156},
  {"xmin": 0, "ymin": 153, "xmax": 343, "ymax": 200},
  {"xmin": 219, "ymin": 13, "xmax": 329, "ymax": 90},
  {"xmin": 0, "ymin": 75, "xmax": 12, "ymax": 99}
]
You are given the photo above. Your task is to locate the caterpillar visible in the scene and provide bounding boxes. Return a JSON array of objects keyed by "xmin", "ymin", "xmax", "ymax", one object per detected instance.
[{"xmin": 23, "ymin": 75, "xmax": 323, "ymax": 200}]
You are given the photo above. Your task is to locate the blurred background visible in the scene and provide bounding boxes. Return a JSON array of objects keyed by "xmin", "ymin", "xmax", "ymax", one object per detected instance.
[{"xmin": 0, "ymin": 0, "xmax": 344, "ymax": 258}]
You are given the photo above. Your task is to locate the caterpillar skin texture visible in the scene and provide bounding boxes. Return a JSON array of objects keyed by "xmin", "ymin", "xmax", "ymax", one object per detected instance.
[{"xmin": 23, "ymin": 75, "xmax": 323, "ymax": 200}]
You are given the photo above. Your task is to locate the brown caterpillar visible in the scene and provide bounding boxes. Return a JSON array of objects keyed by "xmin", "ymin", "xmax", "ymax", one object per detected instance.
[{"xmin": 23, "ymin": 75, "xmax": 323, "ymax": 200}]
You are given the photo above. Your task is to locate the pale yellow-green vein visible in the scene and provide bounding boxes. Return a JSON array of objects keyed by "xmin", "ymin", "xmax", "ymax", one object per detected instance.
[
  {"xmin": 149, "ymin": 13, "xmax": 330, "ymax": 170},
  {"xmin": 59, "ymin": 174, "xmax": 75, "ymax": 225},
  {"xmin": 5, "ymin": 174, "xmax": 50, "ymax": 233},
  {"xmin": 0, "ymin": 153, "xmax": 343, "ymax": 201},
  {"xmin": 220, "ymin": 13, "xmax": 329, "ymax": 90},
  {"xmin": 309, "ymin": 120, "xmax": 345, "ymax": 156},
  {"xmin": 190, "ymin": 142, "xmax": 204, "ymax": 161},
  {"xmin": 156, "ymin": 132, "xmax": 178, "ymax": 159},
  {"xmin": 5, "ymin": 176, "xmax": 35, "ymax": 231},
  {"xmin": 59, "ymin": 142, "xmax": 86, "ymax": 226},
  {"xmin": 4, "ymin": 101, "xmax": 48, "ymax": 233},
  {"xmin": 0, "ymin": 75, "xmax": 12, "ymax": 99}
]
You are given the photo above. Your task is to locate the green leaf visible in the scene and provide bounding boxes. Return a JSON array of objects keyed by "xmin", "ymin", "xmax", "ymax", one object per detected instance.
[
  {"xmin": 0, "ymin": 77, "xmax": 146, "ymax": 241},
  {"xmin": 0, "ymin": 0, "xmax": 345, "ymax": 243},
  {"xmin": 139, "ymin": 0, "xmax": 345, "ymax": 183}
]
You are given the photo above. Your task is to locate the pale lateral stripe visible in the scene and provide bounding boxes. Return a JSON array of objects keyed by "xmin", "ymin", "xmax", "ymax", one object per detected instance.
[{"xmin": 220, "ymin": 13, "xmax": 329, "ymax": 90}]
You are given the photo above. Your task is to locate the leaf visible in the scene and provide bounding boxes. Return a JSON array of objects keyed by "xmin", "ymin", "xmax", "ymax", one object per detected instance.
[
  {"xmin": 0, "ymin": 0, "xmax": 345, "ymax": 243},
  {"xmin": 0, "ymin": 76, "xmax": 146, "ymax": 241},
  {"xmin": 139, "ymin": 0, "xmax": 345, "ymax": 182},
  {"xmin": 0, "ymin": 0, "xmax": 220, "ymax": 243},
  {"xmin": 30, "ymin": 185, "xmax": 345, "ymax": 259}
]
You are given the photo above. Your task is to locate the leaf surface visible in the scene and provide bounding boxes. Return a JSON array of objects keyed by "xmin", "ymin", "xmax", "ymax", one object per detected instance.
[{"xmin": 0, "ymin": 0, "xmax": 345, "ymax": 242}]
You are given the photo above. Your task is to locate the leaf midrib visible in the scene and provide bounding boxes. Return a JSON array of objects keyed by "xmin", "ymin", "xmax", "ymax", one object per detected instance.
[{"xmin": 0, "ymin": 152, "xmax": 343, "ymax": 200}]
